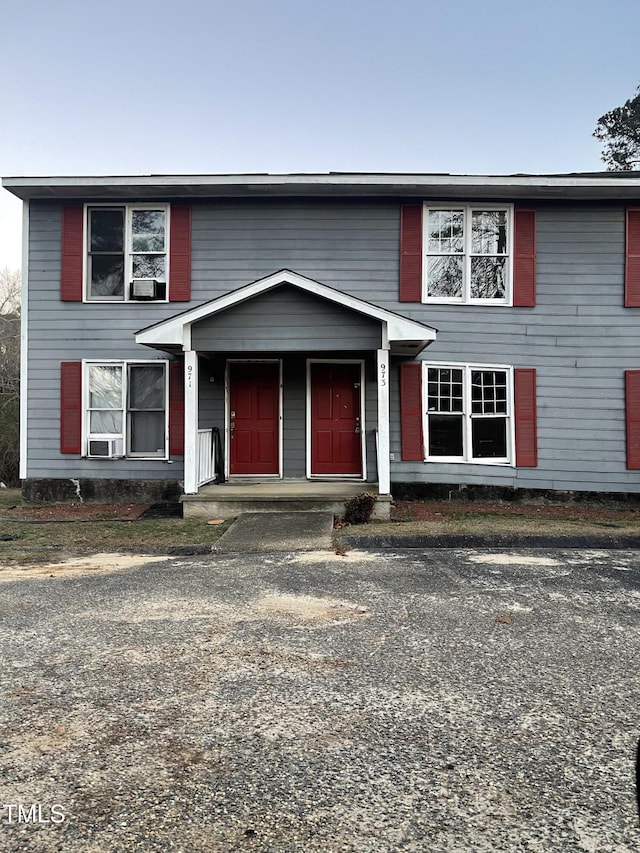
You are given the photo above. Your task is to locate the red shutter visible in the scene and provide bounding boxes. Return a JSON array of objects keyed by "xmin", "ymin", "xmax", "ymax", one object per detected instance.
[
  {"xmin": 399, "ymin": 205, "xmax": 423, "ymax": 302},
  {"xmin": 169, "ymin": 361, "xmax": 185, "ymax": 455},
  {"xmin": 513, "ymin": 208, "xmax": 536, "ymax": 307},
  {"xmin": 625, "ymin": 208, "xmax": 640, "ymax": 307},
  {"xmin": 60, "ymin": 361, "xmax": 82, "ymax": 453},
  {"xmin": 514, "ymin": 368, "xmax": 537, "ymax": 466},
  {"xmin": 400, "ymin": 362, "xmax": 424, "ymax": 461},
  {"xmin": 169, "ymin": 205, "xmax": 191, "ymax": 301},
  {"xmin": 625, "ymin": 370, "xmax": 640, "ymax": 468},
  {"xmin": 61, "ymin": 206, "xmax": 84, "ymax": 301}
]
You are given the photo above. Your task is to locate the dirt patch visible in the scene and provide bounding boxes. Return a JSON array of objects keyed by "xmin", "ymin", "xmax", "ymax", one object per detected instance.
[
  {"xmin": 0, "ymin": 553, "xmax": 173, "ymax": 582},
  {"xmin": 469, "ymin": 554, "xmax": 562, "ymax": 566},
  {"xmin": 1, "ymin": 502, "xmax": 153, "ymax": 522},
  {"xmin": 252, "ymin": 593, "xmax": 370, "ymax": 624}
]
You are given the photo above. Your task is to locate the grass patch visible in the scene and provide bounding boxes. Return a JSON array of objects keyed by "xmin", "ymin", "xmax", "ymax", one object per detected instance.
[
  {"xmin": 336, "ymin": 499, "xmax": 640, "ymax": 539},
  {"xmin": 0, "ymin": 488, "xmax": 23, "ymax": 510},
  {"xmin": 0, "ymin": 489, "xmax": 233, "ymax": 565}
]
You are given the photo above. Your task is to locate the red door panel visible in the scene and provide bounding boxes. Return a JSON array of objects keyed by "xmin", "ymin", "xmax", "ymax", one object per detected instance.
[
  {"xmin": 229, "ymin": 362, "xmax": 279, "ymax": 475},
  {"xmin": 311, "ymin": 363, "xmax": 362, "ymax": 476}
]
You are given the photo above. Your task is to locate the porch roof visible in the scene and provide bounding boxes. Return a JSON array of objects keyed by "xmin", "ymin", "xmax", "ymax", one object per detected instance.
[{"xmin": 135, "ymin": 270, "xmax": 437, "ymax": 356}]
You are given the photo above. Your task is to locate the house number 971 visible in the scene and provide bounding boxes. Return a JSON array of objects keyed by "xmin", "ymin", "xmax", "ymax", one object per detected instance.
[{"xmin": 187, "ymin": 363, "xmax": 194, "ymax": 388}]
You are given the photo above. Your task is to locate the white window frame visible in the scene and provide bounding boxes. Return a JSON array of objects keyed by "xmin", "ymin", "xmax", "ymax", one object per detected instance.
[
  {"xmin": 422, "ymin": 203, "xmax": 513, "ymax": 305},
  {"xmin": 83, "ymin": 203, "xmax": 170, "ymax": 303},
  {"xmin": 423, "ymin": 362, "xmax": 515, "ymax": 465},
  {"xmin": 82, "ymin": 359, "xmax": 169, "ymax": 460}
]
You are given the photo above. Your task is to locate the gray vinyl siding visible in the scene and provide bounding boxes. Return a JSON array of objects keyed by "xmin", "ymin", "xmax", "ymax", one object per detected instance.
[
  {"xmin": 26, "ymin": 203, "xmax": 184, "ymax": 481},
  {"xmin": 25, "ymin": 198, "xmax": 640, "ymax": 495},
  {"xmin": 191, "ymin": 285, "xmax": 381, "ymax": 352},
  {"xmin": 391, "ymin": 203, "xmax": 639, "ymax": 492}
]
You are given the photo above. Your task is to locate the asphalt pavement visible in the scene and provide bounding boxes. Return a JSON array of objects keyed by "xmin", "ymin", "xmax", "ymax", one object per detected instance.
[{"xmin": 1, "ymin": 547, "xmax": 639, "ymax": 852}]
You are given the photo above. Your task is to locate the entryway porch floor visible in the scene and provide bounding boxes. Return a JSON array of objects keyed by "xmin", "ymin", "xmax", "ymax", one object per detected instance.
[{"xmin": 180, "ymin": 479, "xmax": 390, "ymax": 520}]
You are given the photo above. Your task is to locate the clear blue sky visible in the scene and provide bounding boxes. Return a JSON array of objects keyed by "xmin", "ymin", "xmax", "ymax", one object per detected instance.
[{"xmin": 1, "ymin": 0, "xmax": 639, "ymax": 270}]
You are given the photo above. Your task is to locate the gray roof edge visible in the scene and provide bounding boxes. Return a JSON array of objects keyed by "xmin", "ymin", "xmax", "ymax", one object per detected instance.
[{"xmin": 4, "ymin": 171, "xmax": 640, "ymax": 201}]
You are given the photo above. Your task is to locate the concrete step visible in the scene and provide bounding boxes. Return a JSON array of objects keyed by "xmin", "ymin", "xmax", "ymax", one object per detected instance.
[{"xmin": 181, "ymin": 480, "xmax": 390, "ymax": 520}]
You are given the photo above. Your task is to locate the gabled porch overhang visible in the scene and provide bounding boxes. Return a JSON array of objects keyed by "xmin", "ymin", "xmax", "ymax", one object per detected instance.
[{"xmin": 135, "ymin": 270, "xmax": 437, "ymax": 497}]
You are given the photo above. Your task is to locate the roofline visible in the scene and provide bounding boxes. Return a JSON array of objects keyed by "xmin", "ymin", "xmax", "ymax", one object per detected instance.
[{"xmin": 4, "ymin": 171, "xmax": 640, "ymax": 201}]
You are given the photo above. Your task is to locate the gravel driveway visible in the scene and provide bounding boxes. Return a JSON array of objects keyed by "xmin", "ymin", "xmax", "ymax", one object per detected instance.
[{"xmin": 1, "ymin": 547, "xmax": 639, "ymax": 852}]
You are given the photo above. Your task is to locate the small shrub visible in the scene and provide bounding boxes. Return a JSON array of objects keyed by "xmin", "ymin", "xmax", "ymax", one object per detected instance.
[{"xmin": 343, "ymin": 492, "xmax": 377, "ymax": 525}]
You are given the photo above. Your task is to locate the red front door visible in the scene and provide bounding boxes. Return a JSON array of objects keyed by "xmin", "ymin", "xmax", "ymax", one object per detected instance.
[
  {"xmin": 311, "ymin": 363, "xmax": 362, "ymax": 476},
  {"xmin": 229, "ymin": 362, "xmax": 280, "ymax": 475}
]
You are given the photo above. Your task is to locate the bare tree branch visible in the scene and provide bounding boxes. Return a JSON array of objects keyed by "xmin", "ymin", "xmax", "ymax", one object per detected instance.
[{"xmin": 0, "ymin": 267, "xmax": 21, "ymax": 485}]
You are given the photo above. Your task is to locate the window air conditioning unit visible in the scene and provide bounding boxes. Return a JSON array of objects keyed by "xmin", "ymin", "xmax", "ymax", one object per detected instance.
[
  {"xmin": 88, "ymin": 438, "xmax": 121, "ymax": 458},
  {"xmin": 131, "ymin": 279, "xmax": 159, "ymax": 300}
]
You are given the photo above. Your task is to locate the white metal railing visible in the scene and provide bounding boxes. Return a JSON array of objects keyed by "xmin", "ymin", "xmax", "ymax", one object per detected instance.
[{"xmin": 196, "ymin": 428, "xmax": 216, "ymax": 487}]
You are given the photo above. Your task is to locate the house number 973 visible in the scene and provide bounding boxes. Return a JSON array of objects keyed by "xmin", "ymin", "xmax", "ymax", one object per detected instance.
[{"xmin": 379, "ymin": 362, "xmax": 387, "ymax": 387}]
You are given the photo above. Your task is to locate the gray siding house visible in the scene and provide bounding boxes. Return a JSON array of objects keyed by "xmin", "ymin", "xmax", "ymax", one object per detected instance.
[{"xmin": 4, "ymin": 172, "xmax": 640, "ymax": 514}]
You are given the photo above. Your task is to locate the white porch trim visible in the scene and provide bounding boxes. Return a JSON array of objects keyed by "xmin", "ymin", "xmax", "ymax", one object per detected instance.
[
  {"xmin": 135, "ymin": 269, "xmax": 436, "ymax": 356},
  {"xmin": 183, "ymin": 350, "xmax": 199, "ymax": 494},
  {"xmin": 376, "ymin": 348, "xmax": 391, "ymax": 494}
]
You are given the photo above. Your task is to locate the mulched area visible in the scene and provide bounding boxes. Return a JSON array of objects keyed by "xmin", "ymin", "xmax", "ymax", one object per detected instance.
[
  {"xmin": 391, "ymin": 500, "xmax": 640, "ymax": 522},
  {"xmin": 1, "ymin": 503, "xmax": 154, "ymax": 522}
]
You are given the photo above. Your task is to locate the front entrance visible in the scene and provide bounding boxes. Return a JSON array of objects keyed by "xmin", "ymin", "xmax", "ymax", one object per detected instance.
[
  {"xmin": 310, "ymin": 362, "xmax": 363, "ymax": 476},
  {"xmin": 228, "ymin": 361, "xmax": 280, "ymax": 475}
]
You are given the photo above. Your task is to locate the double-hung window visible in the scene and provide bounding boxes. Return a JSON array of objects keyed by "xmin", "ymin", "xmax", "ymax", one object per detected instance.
[
  {"xmin": 425, "ymin": 363, "xmax": 512, "ymax": 463},
  {"xmin": 86, "ymin": 361, "xmax": 167, "ymax": 458},
  {"xmin": 86, "ymin": 205, "xmax": 168, "ymax": 301},
  {"xmin": 424, "ymin": 205, "xmax": 512, "ymax": 303}
]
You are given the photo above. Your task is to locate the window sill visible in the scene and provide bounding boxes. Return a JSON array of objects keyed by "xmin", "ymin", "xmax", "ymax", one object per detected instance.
[
  {"xmin": 422, "ymin": 298, "xmax": 512, "ymax": 307},
  {"xmin": 424, "ymin": 458, "xmax": 514, "ymax": 467}
]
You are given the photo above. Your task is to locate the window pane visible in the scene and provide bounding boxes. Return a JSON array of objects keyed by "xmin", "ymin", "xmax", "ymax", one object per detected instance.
[
  {"xmin": 427, "ymin": 210, "xmax": 464, "ymax": 253},
  {"xmin": 428, "ymin": 414, "xmax": 463, "ymax": 456},
  {"xmin": 90, "ymin": 209, "xmax": 124, "ymax": 252},
  {"xmin": 130, "ymin": 411, "xmax": 164, "ymax": 454},
  {"xmin": 427, "ymin": 367, "xmax": 464, "ymax": 412},
  {"xmin": 472, "ymin": 417, "xmax": 507, "ymax": 458},
  {"xmin": 131, "ymin": 210, "xmax": 165, "ymax": 252},
  {"xmin": 427, "ymin": 256, "xmax": 463, "ymax": 298},
  {"xmin": 90, "ymin": 410, "xmax": 122, "ymax": 434},
  {"xmin": 132, "ymin": 255, "xmax": 166, "ymax": 281},
  {"xmin": 471, "ymin": 210, "xmax": 507, "ymax": 254},
  {"xmin": 89, "ymin": 365, "xmax": 122, "ymax": 408},
  {"xmin": 471, "ymin": 370, "xmax": 508, "ymax": 414},
  {"xmin": 90, "ymin": 255, "xmax": 125, "ymax": 297},
  {"xmin": 129, "ymin": 365, "xmax": 165, "ymax": 409},
  {"xmin": 470, "ymin": 257, "xmax": 506, "ymax": 299}
]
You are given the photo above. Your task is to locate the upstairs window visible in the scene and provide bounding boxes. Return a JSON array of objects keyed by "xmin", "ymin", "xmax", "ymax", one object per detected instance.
[
  {"xmin": 424, "ymin": 205, "xmax": 511, "ymax": 303},
  {"xmin": 425, "ymin": 363, "xmax": 512, "ymax": 463},
  {"xmin": 87, "ymin": 205, "xmax": 168, "ymax": 301}
]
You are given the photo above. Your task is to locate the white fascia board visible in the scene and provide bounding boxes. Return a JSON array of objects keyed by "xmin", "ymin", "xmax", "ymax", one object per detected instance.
[{"xmin": 134, "ymin": 270, "xmax": 437, "ymax": 349}]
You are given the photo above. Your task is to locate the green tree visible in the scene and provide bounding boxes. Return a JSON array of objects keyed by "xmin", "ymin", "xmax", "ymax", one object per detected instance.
[
  {"xmin": 0, "ymin": 268, "xmax": 20, "ymax": 486},
  {"xmin": 594, "ymin": 85, "xmax": 640, "ymax": 170}
]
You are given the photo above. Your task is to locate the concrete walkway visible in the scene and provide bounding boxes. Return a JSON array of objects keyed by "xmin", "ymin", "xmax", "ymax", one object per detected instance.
[{"xmin": 213, "ymin": 511, "xmax": 334, "ymax": 553}]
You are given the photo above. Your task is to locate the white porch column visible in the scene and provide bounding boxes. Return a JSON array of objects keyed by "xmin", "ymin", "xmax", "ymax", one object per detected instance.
[
  {"xmin": 183, "ymin": 350, "xmax": 199, "ymax": 494},
  {"xmin": 376, "ymin": 348, "xmax": 391, "ymax": 495}
]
